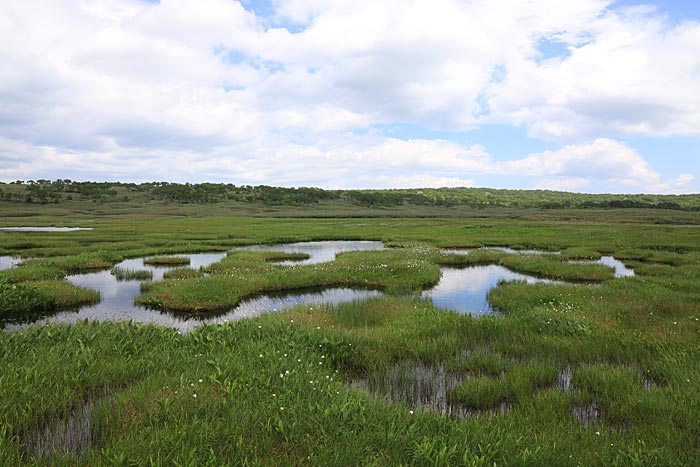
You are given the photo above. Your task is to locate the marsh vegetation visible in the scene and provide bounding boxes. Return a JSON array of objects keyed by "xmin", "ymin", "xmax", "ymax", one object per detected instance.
[{"xmin": 1, "ymin": 205, "xmax": 699, "ymax": 466}]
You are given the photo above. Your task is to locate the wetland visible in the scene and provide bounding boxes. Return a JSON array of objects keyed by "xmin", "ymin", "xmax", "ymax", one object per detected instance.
[{"xmin": 1, "ymin": 209, "xmax": 699, "ymax": 466}]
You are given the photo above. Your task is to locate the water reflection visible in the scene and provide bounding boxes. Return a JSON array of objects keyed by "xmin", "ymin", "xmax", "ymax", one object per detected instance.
[
  {"xmin": 5, "ymin": 241, "xmax": 613, "ymax": 332},
  {"xmin": 0, "ymin": 256, "xmax": 22, "ymax": 271},
  {"xmin": 0, "ymin": 227, "xmax": 93, "ymax": 232},
  {"xmin": 208, "ymin": 288, "xmax": 382, "ymax": 322},
  {"xmin": 4, "ymin": 243, "xmax": 386, "ymax": 332},
  {"xmin": 570, "ymin": 256, "xmax": 634, "ymax": 277},
  {"xmin": 118, "ymin": 252, "xmax": 227, "ymax": 281},
  {"xmin": 3, "ymin": 252, "xmax": 229, "ymax": 332},
  {"xmin": 422, "ymin": 265, "xmax": 558, "ymax": 314},
  {"xmin": 236, "ymin": 240, "xmax": 384, "ymax": 265}
]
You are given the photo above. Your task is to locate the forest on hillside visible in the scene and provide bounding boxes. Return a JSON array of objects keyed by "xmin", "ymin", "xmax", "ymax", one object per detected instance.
[{"xmin": 1, "ymin": 179, "xmax": 699, "ymax": 211}]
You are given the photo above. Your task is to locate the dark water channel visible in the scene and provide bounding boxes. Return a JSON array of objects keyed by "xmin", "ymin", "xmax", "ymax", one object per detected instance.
[{"xmin": 5, "ymin": 243, "xmax": 632, "ymax": 332}]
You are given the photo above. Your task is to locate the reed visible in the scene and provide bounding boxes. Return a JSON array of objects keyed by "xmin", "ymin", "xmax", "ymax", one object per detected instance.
[{"xmin": 110, "ymin": 267, "xmax": 153, "ymax": 281}]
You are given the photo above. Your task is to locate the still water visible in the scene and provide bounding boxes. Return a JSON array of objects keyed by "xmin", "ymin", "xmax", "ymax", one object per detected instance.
[
  {"xmin": 0, "ymin": 256, "xmax": 22, "ymax": 270},
  {"xmin": 423, "ymin": 265, "xmax": 558, "ymax": 315},
  {"xmin": 235, "ymin": 240, "xmax": 384, "ymax": 265},
  {"xmin": 0, "ymin": 227, "xmax": 93, "ymax": 232},
  {"xmin": 4, "ymin": 242, "xmax": 386, "ymax": 332},
  {"xmin": 4, "ymin": 242, "xmax": 620, "ymax": 332},
  {"xmin": 570, "ymin": 256, "xmax": 634, "ymax": 278}
]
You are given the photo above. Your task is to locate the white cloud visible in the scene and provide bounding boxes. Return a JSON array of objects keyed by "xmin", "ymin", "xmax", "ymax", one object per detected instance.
[
  {"xmin": 487, "ymin": 8, "xmax": 700, "ymax": 139},
  {"xmin": 534, "ymin": 177, "xmax": 590, "ymax": 192},
  {"xmin": 654, "ymin": 174, "xmax": 695, "ymax": 194},
  {"xmin": 352, "ymin": 175, "xmax": 476, "ymax": 189},
  {"xmin": 0, "ymin": 0, "xmax": 697, "ymax": 192},
  {"xmin": 504, "ymin": 138, "xmax": 660, "ymax": 184},
  {"xmin": 504, "ymin": 138, "xmax": 696, "ymax": 193}
]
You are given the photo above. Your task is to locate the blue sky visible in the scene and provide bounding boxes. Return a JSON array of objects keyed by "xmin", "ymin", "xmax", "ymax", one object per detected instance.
[{"xmin": 1, "ymin": 0, "xmax": 698, "ymax": 193}]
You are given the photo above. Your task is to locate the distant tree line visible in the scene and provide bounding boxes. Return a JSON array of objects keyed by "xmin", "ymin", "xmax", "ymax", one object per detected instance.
[{"xmin": 1, "ymin": 180, "xmax": 698, "ymax": 211}]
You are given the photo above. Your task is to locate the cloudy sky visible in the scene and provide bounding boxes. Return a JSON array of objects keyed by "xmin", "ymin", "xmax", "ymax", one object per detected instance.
[{"xmin": 1, "ymin": 0, "xmax": 698, "ymax": 193}]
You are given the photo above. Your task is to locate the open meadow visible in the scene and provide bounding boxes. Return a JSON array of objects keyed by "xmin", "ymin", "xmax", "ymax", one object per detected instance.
[{"xmin": 1, "ymin": 198, "xmax": 699, "ymax": 466}]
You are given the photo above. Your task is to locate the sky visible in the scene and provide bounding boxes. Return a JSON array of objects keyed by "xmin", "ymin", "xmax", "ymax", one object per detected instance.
[{"xmin": 0, "ymin": 0, "xmax": 698, "ymax": 193}]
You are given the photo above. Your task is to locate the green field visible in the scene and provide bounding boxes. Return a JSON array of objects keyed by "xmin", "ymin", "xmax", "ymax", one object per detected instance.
[{"xmin": 1, "ymin": 194, "xmax": 699, "ymax": 466}]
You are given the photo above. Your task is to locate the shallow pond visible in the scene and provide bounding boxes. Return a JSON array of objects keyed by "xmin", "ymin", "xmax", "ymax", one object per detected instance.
[
  {"xmin": 422, "ymin": 265, "xmax": 558, "ymax": 315},
  {"xmin": 351, "ymin": 361, "xmax": 511, "ymax": 419},
  {"xmin": 0, "ymin": 256, "xmax": 23, "ymax": 271},
  {"xmin": 570, "ymin": 256, "xmax": 634, "ymax": 278},
  {"xmin": 235, "ymin": 240, "xmax": 384, "ymax": 265},
  {"xmin": 4, "ymin": 243, "xmax": 386, "ymax": 332},
  {"xmin": 0, "ymin": 227, "xmax": 93, "ymax": 232},
  {"xmin": 5, "ymin": 241, "xmax": 605, "ymax": 331},
  {"xmin": 116, "ymin": 253, "xmax": 228, "ymax": 281}
]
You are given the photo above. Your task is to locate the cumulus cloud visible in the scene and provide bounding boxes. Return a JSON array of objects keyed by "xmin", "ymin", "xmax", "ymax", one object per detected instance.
[
  {"xmin": 503, "ymin": 138, "xmax": 660, "ymax": 183},
  {"xmin": 352, "ymin": 175, "xmax": 476, "ymax": 190},
  {"xmin": 487, "ymin": 7, "xmax": 700, "ymax": 139},
  {"xmin": 504, "ymin": 139, "xmax": 695, "ymax": 193},
  {"xmin": 0, "ymin": 0, "xmax": 697, "ymax": 192},
  {"xmin": 534, "ymin": 177, "xmax": 591, "ymax": 192}
]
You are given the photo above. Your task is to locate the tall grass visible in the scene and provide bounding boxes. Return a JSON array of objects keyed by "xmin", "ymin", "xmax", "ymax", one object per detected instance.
[
  {"xmin": 2, "ymin": 295, "xmax": 698, "ymax": 465},
  {"xmin": 110, "ymin": 267, "xmax": 153, "ymax": 281}
]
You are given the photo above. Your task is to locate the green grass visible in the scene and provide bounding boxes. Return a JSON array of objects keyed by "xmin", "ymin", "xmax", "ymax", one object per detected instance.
[
  {"xmin": 143, "ymin": 256, "xmax": 190, "ymax": 266},
  {"xmin": 22, "ymin": 252, "xmax": 124, "ymax": 274},
  {"xmin": 2, "ymin": 296, "xmax": 698, "ymax": 466},
  {"xmin": 1, "ymin": 208, "xmax": 700, "ymax": 465},
  {"xmin": 560, "ymin": 247, "xmax": 602, "ymax": 260},
  {"xmin": 0, "ymin": 279, "xmax": 100, "ymax": 325}
]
